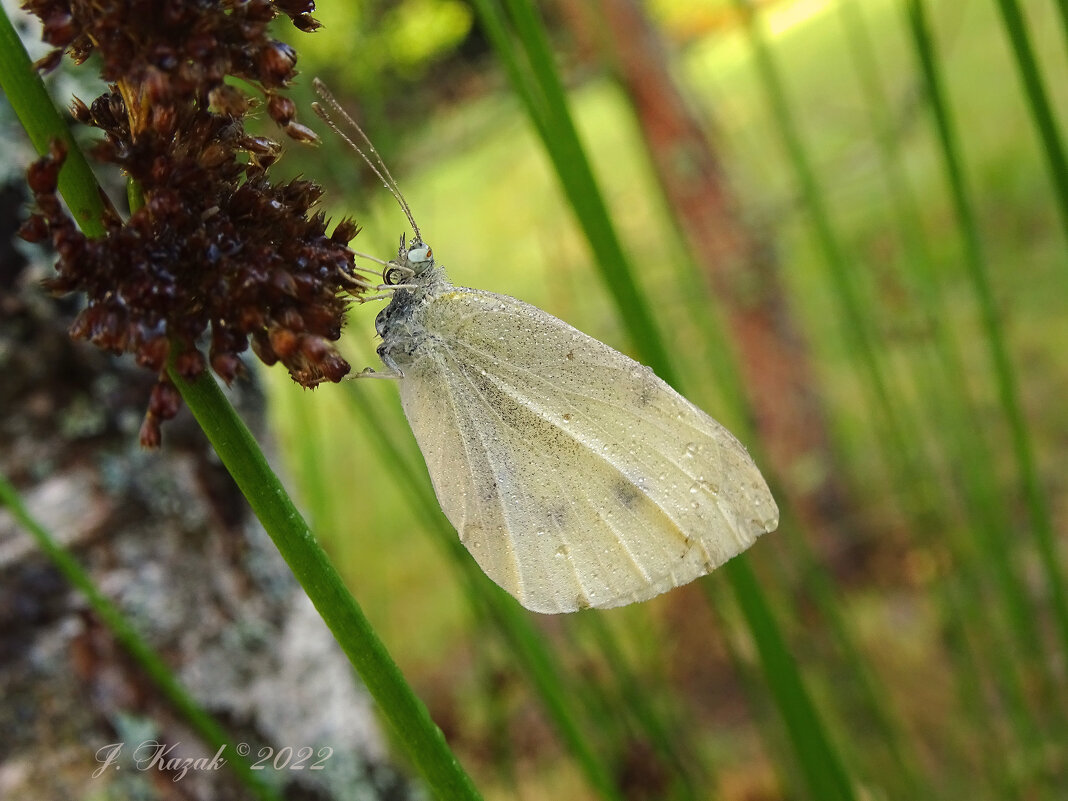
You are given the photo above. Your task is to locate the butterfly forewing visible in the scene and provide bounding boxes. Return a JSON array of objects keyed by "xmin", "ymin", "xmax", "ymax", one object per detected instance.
[{"xmin": 397, "ymin": 285, "xmax": 778, "ymax": 613}]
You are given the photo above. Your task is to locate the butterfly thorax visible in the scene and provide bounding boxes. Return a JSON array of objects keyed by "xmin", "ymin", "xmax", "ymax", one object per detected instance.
[{"xmin": 376, "ymin": 247, "xmax": 451, "ymax": 372}]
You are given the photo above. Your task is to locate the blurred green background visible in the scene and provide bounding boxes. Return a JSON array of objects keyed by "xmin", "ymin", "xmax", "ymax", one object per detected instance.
[{"xmin": 259, "ymin": 0, "xmax": 1066, "ymax": 798}]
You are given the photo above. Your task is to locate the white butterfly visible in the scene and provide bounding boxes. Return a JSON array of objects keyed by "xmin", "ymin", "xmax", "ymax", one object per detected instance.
[{"xmin": 313, "ymin": 81, "xmax": 778, "ymax": 614}]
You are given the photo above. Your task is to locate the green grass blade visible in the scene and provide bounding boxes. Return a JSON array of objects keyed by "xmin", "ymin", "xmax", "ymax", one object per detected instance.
[
  {"xmin": 468, "ymin": 0, "xmax": 679, "ymax": 388},
  {"xmin": 706, "ymin": 580, "xmax": 799, "ymax": 793},
  {"xmin": 836, "ymin": 0, "xmax": 1058, "ymax": 775},
  {"xmin": 725, "ymin": 558, "xmax": 857, "ymax": 801},
  {"xmin": 577, "ymin": 612, "xmax": 707, "ymax": 799},
  {"xmin": 1057, "ymin": 0, "xmax": 1068, "ymax": 57},
  {"xmin": 730, "ymin": 2, "xmax": 948, "ymax": 792},
  {"xmin": 0, "ymin": 473, "xmax": 284, "ymax": 801},
  {"xmin": 470, "ymin": 2, "xmax": 867, "ymax": 797},
  {"xmin": 479, "ymin": 606, "xmax": 626, "ymax": 801},
  {"xmin": 903, "ymin": 0, "xmax": 1068, "ymax": 686},
  {"xmin": 732, "ymin": 0, "xmax": 908, "ymax": 468},
  {"xmin": 990, "ymin": 0, "xmax": 1068, "ymax": 248},
  {"xmin": 0, "ymin": 10, "xmax": 106, "ymax": 237}
]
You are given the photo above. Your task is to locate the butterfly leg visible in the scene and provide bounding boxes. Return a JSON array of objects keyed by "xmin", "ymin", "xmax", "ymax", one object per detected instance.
[
  {"xmin": 354, "ymin": 292, "xmax": 397, "ymax": 303},
  {"xmin": 352, "ymin": 366, "xmax": 404, "ymax": 380}
]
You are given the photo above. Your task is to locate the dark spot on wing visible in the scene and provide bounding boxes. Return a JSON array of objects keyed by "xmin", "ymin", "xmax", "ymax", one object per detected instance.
[
  {"xmin": 547, "ymin": 505, "xmax": 567, "ymax": 527},
  {"xmin": 636, "ymin": 373, "xmax": 657, "ymax": 407},
  {"xmin": 614, "ymin": 480, "xmax": 641, "ymax": 510}
]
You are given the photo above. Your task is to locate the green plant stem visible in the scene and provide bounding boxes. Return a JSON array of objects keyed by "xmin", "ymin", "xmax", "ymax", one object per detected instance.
[
  {"xmin": 725, "ymin": 558, "xmax": 857, "ymax": 801},
  {"xmin": 903, "ymin": 0, "xmax": 1068, "ymax": 685},
  {"xmin": 170, "ymin": 365, "xmax": 482, "ymax": 801},
  {"xmin": 733, "ymin": 0, "xmax": 910, "ymax": 477},
  {"xmin": 1057, "ymin": 0, "xmax": 1068, "ymax": 59},
  {"xmin": 990, "ymin": 0, "xmax": 1068, "ymax": 248},
  {"xmin": 837, "ymin": 0, "xmax": 1054, "ymax": 777},
  {"xmin": 732, "ymin": 2, "xmax": 934, "ymax": 793},
  {"xmin": 0, "ymin": 474, "xmax": 283, "ymax": 801},
  {"xmin": 467, "ymin": 0, "xmax": 678, "ymax": 389},
  {"xmin": 0, "ymin": 11, "xmax": 107, "ymax": 237},
  {"xmin": 579, "ymin": 612, "xmax": 705, "ymax": 799}
]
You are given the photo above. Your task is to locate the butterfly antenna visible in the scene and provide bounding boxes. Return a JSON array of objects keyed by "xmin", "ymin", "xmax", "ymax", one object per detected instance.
[{"xmin": 311, "ymin": 78, "xmax": 422, "ymax": 242}]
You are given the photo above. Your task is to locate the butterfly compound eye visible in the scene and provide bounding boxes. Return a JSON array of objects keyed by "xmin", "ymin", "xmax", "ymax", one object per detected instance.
[{"xmin": 407, "ymin": 243, "xmax": 432, "ymax": 264}]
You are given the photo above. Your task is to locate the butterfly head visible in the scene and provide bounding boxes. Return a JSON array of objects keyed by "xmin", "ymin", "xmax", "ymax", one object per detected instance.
[{"xmin": 386, "ymin": 232, "xmax": 434, "ymax": 285}]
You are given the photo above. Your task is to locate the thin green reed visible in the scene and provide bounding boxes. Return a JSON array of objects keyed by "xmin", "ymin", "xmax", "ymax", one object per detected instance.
[
  {"xmin": 903, "ymin": 0, "xmax": 1068, "ymax": 689},
  {"xmin": 989, "ymin": 0, "xmax": 1068, "ymax": 247},
  {"xmin": 171, "ymin": 369, "xmax": 485, "ymax": 801},
  {"xmin": 703, "ymin": 579, "xmax": 801, "ymax": 794},
  {"xmin": 726, "ymin": 558, "xmax": 858, "ymax": 801},
  {"xmin": 732, "ymin": 0, "xmax": 944, "ymax": 792},
  {"xmin": 334, "ymin": 357, "xmax": 634, "ymax": 799},
  {"xmin": 836, "ymin": 0, "xmax": 1058, "ymax": 779},
  {"xmin": 938, "ymin": 576, "xmax": 1020, "ymax": 798},
  {"xmin": 1058, "ymin": 0, "xmax": 1068, "ymax": 57},
  {"xmin": 731, "ymin": 0, "xmax": 916, "ymax": 485},
  {"xmin": 469, "ymin": 0, "xmax": 678, "ymax": 389},
  {"xmin": 595, "ymin": 29, "xmax": 906, "ymax": 786},
  {"xmin": 574, "ymin": 611, "xmax": 707, "ymax": 800},
  {"xmin": 0, "ymin": 12, "xmax": 105, "ymax": 237},
  {"xmin": 592, "ymin": 6, "xmax": 925, "ymax": 788},
  {"xmin": 466, "ymin": 1, "xmax": 860, "ymax": 799}
]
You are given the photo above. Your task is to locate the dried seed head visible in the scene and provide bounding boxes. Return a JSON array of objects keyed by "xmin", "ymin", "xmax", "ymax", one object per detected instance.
[{"xmin": 21, "ymin": 0, "xmax": 365, "ymax": 446}]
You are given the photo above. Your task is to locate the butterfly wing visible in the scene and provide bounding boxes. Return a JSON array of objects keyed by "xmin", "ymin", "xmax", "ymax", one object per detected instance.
[{"xmin": 396, "ymin": 286, "xmax": 778, "ymax": 613}]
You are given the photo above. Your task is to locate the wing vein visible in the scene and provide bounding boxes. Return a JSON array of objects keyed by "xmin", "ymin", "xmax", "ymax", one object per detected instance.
[
  {"xmin": 440, "ymin": 341, "xmax": 589, "ymax": 607},
  {"xmin": 448, "ymin": 334, "xmax": 716, "ymax": 443},
  {"xmin": 436, "ymin": 346, "xmax": 525, "ymax": 594},
  {"xmin": 464, "ymin": 354, "xmax": 735, "ymax": 547}
]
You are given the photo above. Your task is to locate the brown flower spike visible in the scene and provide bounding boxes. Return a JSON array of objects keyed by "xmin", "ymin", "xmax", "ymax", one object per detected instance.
[{"xmin": 19, "ymin": 0, "xmax": 360, "ymax": 446}]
